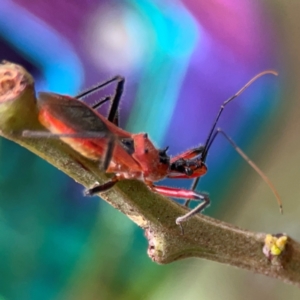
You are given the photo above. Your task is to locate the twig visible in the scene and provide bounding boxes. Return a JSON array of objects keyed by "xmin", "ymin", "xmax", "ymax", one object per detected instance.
[{"xmin": 0, "ymin": 61, "xmax": 299, "ymax": 286}]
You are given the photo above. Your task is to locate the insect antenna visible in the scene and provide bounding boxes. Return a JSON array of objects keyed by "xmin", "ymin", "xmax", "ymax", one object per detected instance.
[
  {"xmin": 186, "ymin": 70, "xmax": 282, "ymax": 213},
  {"xmin": 201, "ymin": 70, "xmax": 278, "ymax": 162},
  {"xmin": 206, "ymin": 128, "xmax": 283, "ymax": 213}
]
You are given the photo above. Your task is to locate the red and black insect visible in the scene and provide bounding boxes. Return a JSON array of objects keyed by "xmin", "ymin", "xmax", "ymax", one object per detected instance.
[{"xmin": 23, "ymin": 70, "xmax": 282, "ymax": 228}]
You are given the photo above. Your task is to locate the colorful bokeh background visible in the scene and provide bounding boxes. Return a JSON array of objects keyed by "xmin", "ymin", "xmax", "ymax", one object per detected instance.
[{"xmin": 0, "ymin": 0, "xmax": 300, "ymax": 299}]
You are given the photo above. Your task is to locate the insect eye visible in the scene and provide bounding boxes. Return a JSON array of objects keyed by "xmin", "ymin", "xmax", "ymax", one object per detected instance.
[
  {"xmin": 158, "ymin": 148, "xmax": 170, "ymax": 165},
  {"xmin": 184, "ymin": 167, "xmax": 193, "ymax": 176},
  {"xmin": 121, "ymin": 138, "xmax": 135, "ymax": 155}
]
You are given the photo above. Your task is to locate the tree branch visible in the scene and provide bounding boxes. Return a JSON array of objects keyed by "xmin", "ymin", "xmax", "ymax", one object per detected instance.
[{"xmin": 0, "ymin": 61, "xmax": 299, "ymax": 286}]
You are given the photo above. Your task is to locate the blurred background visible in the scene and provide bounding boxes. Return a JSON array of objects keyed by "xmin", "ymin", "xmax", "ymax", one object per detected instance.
[{"xmin": 0, "ymin": 0, "xmax": 299, "ymax": 299}]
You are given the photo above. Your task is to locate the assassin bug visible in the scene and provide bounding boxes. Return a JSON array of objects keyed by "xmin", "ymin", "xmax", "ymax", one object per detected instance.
[{"xmin": 23, "ymin": 70, "xmax": 282, "ymax": 229}]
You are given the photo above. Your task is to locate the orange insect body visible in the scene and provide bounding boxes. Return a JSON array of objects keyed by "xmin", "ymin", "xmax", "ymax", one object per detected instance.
[
  {"xmin": 23, "ymin": 71, "xmax": 282, "ymax": 228},
  {"xmin": 38, "ymin": 92, "xmax": 172, "ymax": 182}
]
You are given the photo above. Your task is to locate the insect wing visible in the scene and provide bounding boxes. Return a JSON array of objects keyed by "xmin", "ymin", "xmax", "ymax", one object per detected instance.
[
  {"xmin": 37, "ymin": 92, "xmax": 141, "ymax": 172},
  {"xmin": 38, "ymin": 92, "xmax": 110, "ymax": 134}
]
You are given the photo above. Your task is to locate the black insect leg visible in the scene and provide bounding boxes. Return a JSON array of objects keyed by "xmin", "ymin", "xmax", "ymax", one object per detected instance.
[
  {"xmin": 175, "ymin": 193, "xmax": 210, "ymax": 228},
  {"xmin": 75, "ymin": 76, "xmax": 125, "ymax": 126},
  {"xmin": 84, "ymin": 176, "xmax": 119, "ymax": 196},
  {"xmin": 183, "ymin": 177, "xmax": 200, "ymax": 207},
  {"xmin": 100, "ymin": 134, "xmax": 116, "ymax": 171}
]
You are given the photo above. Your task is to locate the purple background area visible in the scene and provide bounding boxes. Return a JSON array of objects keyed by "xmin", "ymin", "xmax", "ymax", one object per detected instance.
[{"xmin": 0, "ymin": 1, "xmax": 287, "ymax": 300}]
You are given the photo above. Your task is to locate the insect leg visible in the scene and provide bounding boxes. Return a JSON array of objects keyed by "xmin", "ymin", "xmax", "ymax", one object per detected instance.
[
  {"xmin": 175, "ymin": 193, "xmax": 210, "ymax": 226},
  {"xmin": 168, "ymin": 146, "xmax": 205, "ymax": 207},
  {"xmin": 75, "ymin": 76, "xmax": 123, "ymax": 99},
  {"xmin": 23, "ymin": 130, "xmax": 116, "ymax": 171},
  {"xmin": 22, "ymin": 131, "xmax": 110, "ymax": 139},
  {"xmin": 183, "ymin": 178, "xmax": 200, "ymax": 207},
  {"xmin": 84, "ymin": 176, "xmax": 119, "ymax": 196},
  {"xmin": 149, "ymin": 184, "xmax": 210, "ymax": 233},
  {"xmin": 206, "ymin": 128, "xmax": 282, "ymax": 212},
  {"xmin": 100, "ymin": 134, "xmax": 116, "ymax": 171},
  {"xmin": 76, "ymin": 76, "xmax": 125, "ymax": 126},
  {"xmin": 91, "ymin": 96, "xmax": 111, "ymax": 110},
  {"xmin": 107, "ymin": 77, "xmax": 124, "ymax": 126}
]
